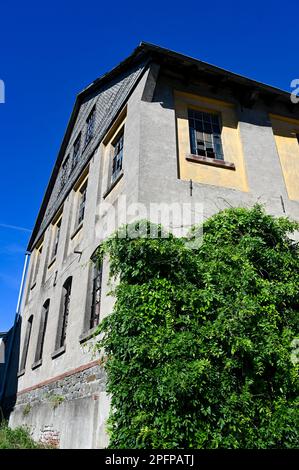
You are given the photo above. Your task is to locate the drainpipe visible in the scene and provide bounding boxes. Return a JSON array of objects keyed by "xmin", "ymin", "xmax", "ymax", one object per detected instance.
[{"xmin": 0, "ymin": 252, "xmax": 30, "ymax": 406}]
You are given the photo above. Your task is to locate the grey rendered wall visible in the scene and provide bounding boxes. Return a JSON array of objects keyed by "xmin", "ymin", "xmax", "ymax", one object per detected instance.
[
  {"xmin": 9, "ymin": 68, "xmax": 151, "ymax": 448},
  {"xmin": 137, "ymin": 74, "xmax": 299, "ymax": 225}
]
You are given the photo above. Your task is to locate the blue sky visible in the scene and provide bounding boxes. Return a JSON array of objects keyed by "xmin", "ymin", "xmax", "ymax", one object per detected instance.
[{"xmin": 0, "ymin": 0, "xmax": 298, "ymax": 331}]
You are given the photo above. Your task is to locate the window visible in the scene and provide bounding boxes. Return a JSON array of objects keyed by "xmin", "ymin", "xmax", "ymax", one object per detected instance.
[
  {"xmin": 52, "ymin": 219, "xmax": 61, "ymax": 259},
  {"xmin": 90, "ymin": 260, "xmax": 102, "ymax": 329},
  {"xmin": 77, "ymin": 182, "xmax": 87, "ymax": 226},
  {"xmin": 60, "ymin": 155, "xmax": 70, "ymax": 191},
  {"xmin": 188, "ymin": 109, "xmax": 224, "ymax": 160},
  {"xmin": 34, "ymin": 300, "xmax": 49, "ymax": 364},
  {"xmin": 58, "ymin": 277, "xmax": 72, "ymax": 349},
  {"xmin": 19, "ymin": 315, "xmax": 33, "ymax": 372},
  {"xmin": 111, "ymin": 131, "xmax": 124, "ymax": 183},
  {"xmin": 71, "ymin": 133, "xmax": 81, "ymax": 170},
  {"xmin": 32, "ymin": 244, "xmax": 43, "ymax": 286},
  {"xmin": 85, "ymin": 107, "xmax": 96, "ymax": 145}
]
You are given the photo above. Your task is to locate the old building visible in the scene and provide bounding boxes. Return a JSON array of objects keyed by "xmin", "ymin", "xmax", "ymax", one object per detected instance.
[{"xmin": 8, "ymin": 42, "xmax": 299, "ymax": 448}]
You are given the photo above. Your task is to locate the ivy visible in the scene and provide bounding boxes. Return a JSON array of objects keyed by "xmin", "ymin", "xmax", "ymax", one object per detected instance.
[{"xmin": 95, "ymin": 205, "xmax": 299, "ymax": 448}]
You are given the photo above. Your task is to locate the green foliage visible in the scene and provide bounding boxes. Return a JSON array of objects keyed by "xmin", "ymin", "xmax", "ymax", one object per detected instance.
[
  {"xmin": 46, "ymin": 394, "xmax": 65, "ymax": 409},
  {"xmin": 95, "ymin": 206, "xmax": 299, "ymax": 449},
  {"xmin": 22, "ymin": 403, "xmax": 31, "ymax": 417},
  {"xmin": 0, "ymin": 423, "xmax": 46, "ymax": 449}
]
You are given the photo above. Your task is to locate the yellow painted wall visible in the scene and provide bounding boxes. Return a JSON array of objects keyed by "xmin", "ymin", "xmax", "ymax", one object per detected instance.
[
  {"xmin": 270, "ymin": 114, "xmax": 299, "ymax": 201},
  {"xmin": 175, "ymin": 91, "xmax": 248, "ymax": 192}
]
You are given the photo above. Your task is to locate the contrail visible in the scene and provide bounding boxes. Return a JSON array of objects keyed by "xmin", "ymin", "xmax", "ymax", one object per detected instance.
[{"xmin": 0, "ymin": 223, "xmax": 32, "ymax": 233}]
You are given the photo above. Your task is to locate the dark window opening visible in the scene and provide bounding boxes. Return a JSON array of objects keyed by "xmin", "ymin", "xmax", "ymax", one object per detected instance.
[
  {"xmin": 20, "ymin": 315, "xmax": 33, "ymax": 371},
  {"xmin": 35, "ymin": 300, "xmax": 49, "ymax": 363},
  {"xmin": 85, "ymin": 107, "xmax": 96, "ymax": 145},
  {"xmin": 188, "ymin": 109, "xmax": 224, "ymax": 161},
  {"xmin": 111, "ymin": 131, "xmax": 124, "ymax": 183},
  {"xmin": 60, "ymin": 156, "xmax": 70, "ymax": 190},
  {"xmin": 78, "ymin": 182, "xmax": 87, "ymax": 226},
  {"xmin": 72, "ymin": 134, "xmax": 81, "ymax": 170},
  {"xmin": 52, "ymin": 219, "xmax": 61, "ymax": 259},
  {"xmin": 90, "ymin": 261, "xmax": 102, "ymax": 329},
  {"xmin": 59, "ymin": 277, "xmax": 72, "ymax": 348}
]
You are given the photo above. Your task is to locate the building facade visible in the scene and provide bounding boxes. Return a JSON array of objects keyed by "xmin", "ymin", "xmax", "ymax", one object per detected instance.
[{"xmin": 8, "ymin": 43, "xmax": 299, "ymax": 448}]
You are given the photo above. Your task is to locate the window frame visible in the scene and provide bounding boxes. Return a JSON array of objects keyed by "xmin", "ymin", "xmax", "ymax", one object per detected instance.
[
  {"xmin": 89, "ymin": 259, "xmax": 102, "ymax": 330},
  {"xmin": 110, "ymin": 129, "xmax": 124, "ymax": 184},
  {"xmin": 33, "ymin": 299, "xmax": 50, "ymax": 367},
  {"xmin": 77, "ymin": 180, "xmax": 88, "ymax": 227},
  {"xmin": 188, "ymin": 108, "xmax": 224, "ymax": 161},
  {"xmin": 52, "ymin": 277, "xmax": 72, "ymax": 357},
  {"xmin": 85, "ymin": 106, "xmax": 96, "ymax": 146},
  {"xmin": 31, "ymin": 242, "xmax": 43, "ymax": 287},
  {"xmin": 71, "ymin": 133, "xmax": 81, "ymax": 171},
  {"xmin": 51, "ymin": 217, "xmax": 62, "ymax": 260},
  {"xmin": 19, "ymin": 315, "xmax": 33, "ymax": 374},
  {"xmin": 60, "ymin": 155, "xmax": 70, "ymax": 191}
]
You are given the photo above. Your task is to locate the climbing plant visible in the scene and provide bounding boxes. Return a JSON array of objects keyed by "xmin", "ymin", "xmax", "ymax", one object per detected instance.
[{"xmin": 95, "ymin": 205, "xmax": 299, "ymax": 449}]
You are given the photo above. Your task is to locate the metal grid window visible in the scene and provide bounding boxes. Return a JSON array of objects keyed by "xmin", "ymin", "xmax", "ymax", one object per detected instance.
[
  {"xmin": 85, "ymin": 108, "xmax": 96, "ymax": 145},
  {"xmin": 59, "ymin": 277, "xmax": 72, "ymax": 348},
  {"xmin": 188, "ymin": 109, "xmax": 224, "ymax": 160},
  {"xmin": 72, "ymin": 134, "xmax": 81, "ymax": 170},
  {"xmin": 111, "ymin": 131, "xmax": 124, "ymax": 183},
  {"xmin": 77, "ymin": 183, "xmax": 87, "ymax": 226},
  {"xmin": 90, "ymin": 261, "xmax": 102, "ymax": 329}
]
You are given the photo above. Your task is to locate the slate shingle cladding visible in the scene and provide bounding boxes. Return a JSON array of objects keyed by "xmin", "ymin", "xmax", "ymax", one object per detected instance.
[{"xmin": 32, "ymin": 60, "xmax": 146, "ymax": 248}]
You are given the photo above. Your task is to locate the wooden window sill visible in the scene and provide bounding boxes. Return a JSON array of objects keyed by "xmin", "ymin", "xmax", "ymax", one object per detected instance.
[
  {"xmin": 31, "ymin": 359, "xmax": 42, "ymax": 370},
  {"xmin": 51, "ymin": 345, "xmax": 66, "ymax": 359},
  {"xmin": 186, "ymin": 154, "xmax": 236, "ymax": 170},
  {"xmin": 103, "ymin": 171, "xmax": 124, "ymax": 199},
  {"xmin": 79, "ymin": 326, "xmax": 99, "ymax": 343},
  {"xmin": 70, "ymin": 221, "xmax": 83, "ymax": 240}
]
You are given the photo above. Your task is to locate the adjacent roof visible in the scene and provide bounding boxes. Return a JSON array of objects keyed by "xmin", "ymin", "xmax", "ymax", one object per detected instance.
[{"xmin": 27, "ymin": 42, "xmax": 296, "ymax": 251}]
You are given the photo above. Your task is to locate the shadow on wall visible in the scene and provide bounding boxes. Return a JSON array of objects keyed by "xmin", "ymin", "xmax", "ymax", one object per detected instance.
[{"xmin": 0, "ymin": 318, "xmax": 21, "ymax": 420}]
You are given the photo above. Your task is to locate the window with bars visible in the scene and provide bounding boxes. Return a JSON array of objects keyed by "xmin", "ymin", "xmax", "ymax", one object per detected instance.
[
  {"xmin": 59, "ymin": 277, "xmax": 72, "ymax": 348},
  {"xmin": 85, "ymin": 107, "xmax": 96, "ymax": 145},
  {"xmin": 188, "ymin": 109, "xmax": 224, "ymax": 160},
  {"xmin": 19, "ymin": 315, "xmax": 33, "ymax": 372},
  {"xmin": 111, "ymin": 131, "xmax": 124, "ymax": 183},
  {"xmin": 34, "ymin": 300, "xmax": 49, "ymax": 363},
  {"xmin": 71, "ymin": 133, "xmax": 81, "ymax": 170},
  {"xmin": 52, "ymin": 219, "xmax": 61, "ymax": 259},
  {"xmin": 90, "ymin": 261, "xmax": 102, "ymax": 329},
  {"xmin": 77, "ymin": 182, "xmax": 87, "ymax": 226}
]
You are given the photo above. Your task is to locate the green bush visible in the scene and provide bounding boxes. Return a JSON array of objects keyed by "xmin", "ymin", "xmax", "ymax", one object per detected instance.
[
  {"xmin": 96, "ymin": 205, "xmax": 299, "ymax": 449},
  {"xmin": 0, "ymin": 422, "xmax": 44, "ymax": 449}
]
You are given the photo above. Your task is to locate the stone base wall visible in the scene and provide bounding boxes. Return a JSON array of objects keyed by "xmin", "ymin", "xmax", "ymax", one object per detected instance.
[{"xmin": 9, "ymin": 363, "xmax": 110, "ymax": 449}]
